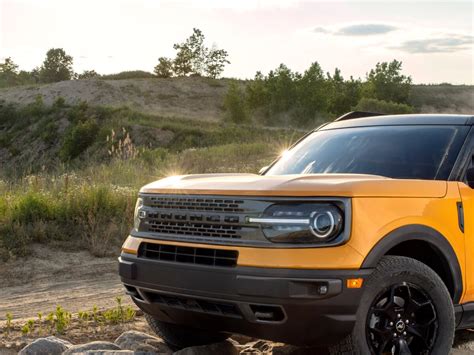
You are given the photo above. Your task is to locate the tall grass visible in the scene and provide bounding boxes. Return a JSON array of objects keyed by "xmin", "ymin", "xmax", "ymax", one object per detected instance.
[{"xmin": 0, "ymin": 142, "xmax": 281, "ymax": 260}]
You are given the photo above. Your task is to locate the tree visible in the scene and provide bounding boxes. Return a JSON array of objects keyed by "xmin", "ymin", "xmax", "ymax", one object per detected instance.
[
  {"xmin": 364, "ymin": 60, "xmax": 412, "ymax": 104},
  {"xmin": 204, "ymin": 46, "xmax": 230, "ymax": 79},
  {"xmin": 39, "ymin": 48, "xmax": 74, "ymax": 83},
  {"xmin": 154, "ymin": 57, "xmax": 173, "ymax": 78},
  {"xmin": 77, "ymin": 70, "xmax": 99, "ymax": 79},
  {"xmin": 173, "ymin": 28, "xmax": 206, "ymax": 76},
  {"xmin": 171, "ymin": 28, "xmax": 230, "ymax": 78},
  {"xmin": 0, "ymin": 57, "xmax": 19, "ymax": 87},
  {"xmin": 224, "ymin": 82, "xmax": 248, "ymax": 124},
  {"xmin": 327, "ymin": 69, "xmax": 362, "ymax": 115},
  {"xmin": 296, "ymin": 62, "xmax": 330, "ymax": 122}
]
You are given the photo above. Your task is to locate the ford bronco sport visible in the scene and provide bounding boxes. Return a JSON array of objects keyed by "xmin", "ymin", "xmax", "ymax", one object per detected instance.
[{"xmin": 119, "ymin": 112, "xmax": 474, "ymax": 354}]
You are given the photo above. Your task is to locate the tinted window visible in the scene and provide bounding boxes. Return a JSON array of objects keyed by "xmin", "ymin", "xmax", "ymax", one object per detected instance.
[{"xmin": 266, "ymin": 126, "xmax": 468, "ymax": 180}]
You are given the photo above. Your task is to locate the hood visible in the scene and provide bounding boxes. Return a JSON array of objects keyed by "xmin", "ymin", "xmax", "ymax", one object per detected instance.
[{"xmin": 140, "ymin": 173, "xmax": 447, "ymax": 198}]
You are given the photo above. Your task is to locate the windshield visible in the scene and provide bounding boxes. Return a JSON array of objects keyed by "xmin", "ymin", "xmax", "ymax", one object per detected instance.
[{"xmin": 266, "ymin": 125, "xmax": 468, "ymax": 180}]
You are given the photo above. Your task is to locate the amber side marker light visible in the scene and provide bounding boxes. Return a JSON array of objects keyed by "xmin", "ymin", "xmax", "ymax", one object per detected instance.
[{"xmin": 347, "ymin": 278, "xmax": 364, "ymax": 289}]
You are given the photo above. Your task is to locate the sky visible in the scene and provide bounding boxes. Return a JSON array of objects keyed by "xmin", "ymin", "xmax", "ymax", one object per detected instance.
[{"xmin": 0, "ymin": 0, "xmax": 473, "ymax": 84}]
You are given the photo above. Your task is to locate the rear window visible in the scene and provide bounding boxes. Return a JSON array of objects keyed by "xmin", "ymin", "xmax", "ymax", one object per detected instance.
[{"xmin": 266, "ymin": 125, "xmax": 469, "ymax": 180}]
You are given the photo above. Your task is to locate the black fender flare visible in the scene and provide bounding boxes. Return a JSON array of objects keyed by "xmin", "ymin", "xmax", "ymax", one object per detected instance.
[{"xmin": 361, "ymin": 224, "xmax": 463, "ymax": 303}]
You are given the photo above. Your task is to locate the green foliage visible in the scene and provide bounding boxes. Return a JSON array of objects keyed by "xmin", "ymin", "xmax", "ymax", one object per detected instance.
[
  {"xmin": 39, "ymin": 48, "xmax": 74, "ymax": 83},
  {"xmin": 78, "ymin": 70, "xmax": 99, "ymax": 79},
  {"xmin": 100, "ymin": 71, "xmax": 155, "ymax": 80},
  {"xmin": 11, "ymin": 193, "xmax": 54, "ymax": 223},
  {"xmin": 5, "ymin": 313, "xmax": 13, "ymax": 334},
  {"xmin": 168, "ymin": 28, "xmax": 229, "ymax": 78},
  {"xmin": 355, "ymin": 97, "xmax": 414, "ymax": 114},
  {"xmin": 363, "ymin": 60, "xmax": 412, "ymax": 104},
  {"xmin": 53, "ymin": 306, "xmax": 71, "ymax": 334},
  {"xmin": 205, "ymin": 47, "xmax": 230, "ymax": 79},
  {"xmin": 223, "ymin": 82, "xmax": 248, "ymax": 124},
  {"xmin": 173, "ymin": 28, "xmax": 207, "ymax": 76},
  {"xmin": 60, "ymin": 120, "xmax": 99, "ymax": 161},
  {"xmin": 242, "ymin": 60, "xmax": 415, "ymax": 127},
  {"xmin": 154, "ymin": 57, "xmax": 174, "ymax": 78}
]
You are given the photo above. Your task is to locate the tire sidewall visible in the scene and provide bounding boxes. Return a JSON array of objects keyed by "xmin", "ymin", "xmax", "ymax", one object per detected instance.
[{"xmin": 353, "ymin": 257, "xmax": 454, "ymax": 355}]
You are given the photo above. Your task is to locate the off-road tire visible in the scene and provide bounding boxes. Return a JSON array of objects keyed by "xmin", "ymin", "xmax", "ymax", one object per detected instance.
[
  {"xmin": 330, "ymin": 256, "xmax": 455, "ymax": 354},
  {"xmin": 145, "ymin": 313, "xmax": 230, "ymax": 349}
]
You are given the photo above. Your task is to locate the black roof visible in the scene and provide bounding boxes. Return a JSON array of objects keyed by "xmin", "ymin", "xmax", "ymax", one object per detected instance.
[{"xmin": 322, "ymin": 114, "xmax": 474, "ymax": 130}]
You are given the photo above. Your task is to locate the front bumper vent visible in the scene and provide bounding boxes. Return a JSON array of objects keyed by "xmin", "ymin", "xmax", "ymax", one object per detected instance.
[
  {"xmin": 143, "ymin": 291, "xmax": 242, "ymax": 318},
  {"xmin": 138, "ymin": 242, "xmax": 238, "ymax": 267}
]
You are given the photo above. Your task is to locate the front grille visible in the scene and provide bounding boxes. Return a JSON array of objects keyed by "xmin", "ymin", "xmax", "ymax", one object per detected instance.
[
  {"xmin": 139, "ymin": 243, "xmax": 238, "ymax": 267},
  {"xmin": 147, "ymin": 218, "xmax": 242, "ymax": 239},
  {"xmin": 139, "ymin": 194, "xmax": 271, "ymax": 245},
  {"xmin": 148, "ymin": 196, "xmax": 244, "ymax": 213},
  {"xmin": 143, "ymin": 291, "xmax": 242, "ymax": 318}
]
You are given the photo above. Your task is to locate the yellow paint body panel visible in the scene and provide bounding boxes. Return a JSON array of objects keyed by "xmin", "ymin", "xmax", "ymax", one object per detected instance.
[{"xmin": 123, "ymin": 174, "xmax": 473, "ymax": 303}]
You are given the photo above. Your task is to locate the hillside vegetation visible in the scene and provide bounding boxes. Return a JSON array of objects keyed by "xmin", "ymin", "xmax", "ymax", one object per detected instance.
[
  {"xmin": 0, "ymin": 71, "xmax": 472, "ymax": 261},
  {"xmin": 0, "ymin": 96, "xmax": 299, "ymax": 260}
]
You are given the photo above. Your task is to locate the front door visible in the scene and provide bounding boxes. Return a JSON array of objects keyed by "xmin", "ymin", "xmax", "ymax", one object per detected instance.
[{"xmin": 459, "ymin": 152, "xmax": 474, "ymax": 301}]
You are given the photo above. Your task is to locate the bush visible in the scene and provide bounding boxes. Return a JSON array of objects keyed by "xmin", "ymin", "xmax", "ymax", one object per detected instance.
[
  {"xmin": 100, "ymin": 71, "xmax": 155, "ymax": 80},
  {"xmin": 60, "ymin": 120, "xmax": 99, "ymax": 161},
  {"xmin": 224, "ymin": 82, "xmax": 248, "ymax": 124},
  {"xmin": 355, "ymin": 98, "xmax": 414, "ymax": 114}
]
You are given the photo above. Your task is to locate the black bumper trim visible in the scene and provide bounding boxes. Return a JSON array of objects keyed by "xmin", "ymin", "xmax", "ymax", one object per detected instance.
[{"xmin": 119, "ymin": 255, "xmax": 372, "ymax": 345}]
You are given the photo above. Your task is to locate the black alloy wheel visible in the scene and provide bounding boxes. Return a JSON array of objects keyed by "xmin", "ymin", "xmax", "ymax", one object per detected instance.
[{"xmin": 366, "ymin": 282, "xmax": 438, "ymax": 354}]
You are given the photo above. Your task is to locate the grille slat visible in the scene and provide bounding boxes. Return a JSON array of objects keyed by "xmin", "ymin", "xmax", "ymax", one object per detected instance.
[
  {"xmin": 147, "ymin": 220, "xmax": 242, "ymax": 239},
  {"xmin": 143, "ymin": 291, "xmax": 242, "ymax": 318},
  {"xmin": 148, "ymin": 196, "xmax": 244, "ymax": 213},
  {"xmin": 139, "ymin": 243, "xmax": 238, "ymax": 267}
]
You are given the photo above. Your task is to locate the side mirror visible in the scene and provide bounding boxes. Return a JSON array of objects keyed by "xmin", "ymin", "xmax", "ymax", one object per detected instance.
[
  {"xmin": 259, "ymin": 166, "xmax": 269, "ymax": 175},
  {"xmin": 467, "ymin": 167, "xmax": 474, "ymax": 188}
]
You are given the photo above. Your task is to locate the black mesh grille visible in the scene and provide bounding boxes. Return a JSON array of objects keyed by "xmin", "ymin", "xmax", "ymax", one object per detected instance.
[
  {"xmin": 139, "ymin": 243, "xmax": 238, "ymax": 267},
  {"xmin": 147, "ymin": 219, "xmax": 242, "ymax": 239},
  {"xmin": 143, "ymin": 291, "xmax": 241, "ymax": 318},
  {"xmin": 148, "ymin": 196, "xmax": 244, "ymax": 213}
]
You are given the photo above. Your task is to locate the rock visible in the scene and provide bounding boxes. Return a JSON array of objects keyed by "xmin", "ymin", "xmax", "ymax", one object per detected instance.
[
  {"xmin": 230, "ymin": 335, "xmax": 255, "ymax": 345},
  {"xmin": 173, "ymin": 340, "xmax": 239, "ymax": 355},
  {"xmin": 63, "ymin": 341, "xmax": 121, "ymax": 354},
  {"xmin": 81, "ymin": 352, "xmax": 136, "ymax": 354},
  {"xmin": 239, "ymin": 340, "xmax": 273, "ymax": 354},
  {"xmin": 115, "ymin": 330, "xmax": 172, "ymax": 353},
  {"xmin": 19, "ymin": 336, "xmax": 72, "ymax": 355},
  {"xmin": 81, "ymin": 352, "xmax": 135, "ymax": 355}
]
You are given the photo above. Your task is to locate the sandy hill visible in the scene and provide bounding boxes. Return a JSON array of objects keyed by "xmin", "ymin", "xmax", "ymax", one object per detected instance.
[
  {"xmin": 0, "ymin": 78, "xmax": 472, "ymax": 124},
  {"xmin": 0, "ymin": 77, "xmax": 231, "ymax": 122}
]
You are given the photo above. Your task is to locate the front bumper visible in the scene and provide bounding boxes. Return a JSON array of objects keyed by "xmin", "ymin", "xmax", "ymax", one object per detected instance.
[{"xmin": 119, "ymin": 253, "xmax": 372, "ymax": 346}]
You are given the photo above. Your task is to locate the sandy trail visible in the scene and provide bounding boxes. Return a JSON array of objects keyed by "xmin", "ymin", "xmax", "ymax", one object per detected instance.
[{"xmin": 0, "ymin": 245, "xmax": 131, "ymax": 321}]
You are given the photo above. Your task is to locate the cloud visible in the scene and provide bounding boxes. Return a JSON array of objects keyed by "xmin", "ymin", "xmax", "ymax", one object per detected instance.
[
  {"xmin": 313, "ymin": 23, "xmax": 397, "ymax": 36},
  {"xmin": 336, "ymin": 24, "xmax": 397, "ymax": 36},
  {"xmin": 313, "ymin": 26, "xmax": 330, "ymax": 34},
  {"xmin": 394, "ymin": 34, "xmax": 474, "ymax": 53}
]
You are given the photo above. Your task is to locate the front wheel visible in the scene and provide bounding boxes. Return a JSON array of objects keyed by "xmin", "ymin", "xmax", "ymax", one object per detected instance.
[{"xmin": 331, "ymin": 256, "xmax": 454, "ymax": 354}]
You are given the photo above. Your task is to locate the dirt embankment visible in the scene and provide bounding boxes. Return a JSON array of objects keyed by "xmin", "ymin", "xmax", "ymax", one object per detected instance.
[{"xmin": 0, "ymin": 77, "xmax": 231, "ymax": 122}]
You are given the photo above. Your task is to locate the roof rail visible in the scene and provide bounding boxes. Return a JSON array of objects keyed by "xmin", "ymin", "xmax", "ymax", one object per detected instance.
[{"xmin": 334, "ymin": 111, "xmax": 384, "ymax": 122}]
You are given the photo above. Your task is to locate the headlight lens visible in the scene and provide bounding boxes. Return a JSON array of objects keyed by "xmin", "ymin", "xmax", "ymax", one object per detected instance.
[
  {"xmin": 251, "ymin": 203, "xmax": 344, "ymax": 244},
  {"xmin": 134, "ymin": 197, "xmax": 144, "ymax": 230}
]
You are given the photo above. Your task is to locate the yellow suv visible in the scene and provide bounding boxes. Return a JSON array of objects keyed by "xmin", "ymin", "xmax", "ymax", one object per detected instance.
[{"xmin": 119, "ymin": 112, "xmax": 474, "ymax": 354}]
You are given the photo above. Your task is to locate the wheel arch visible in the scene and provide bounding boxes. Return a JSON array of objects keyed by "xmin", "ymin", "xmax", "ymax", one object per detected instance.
[{"xmin": 361, "ymin": 224, "xmax": 463, "ymax": 303}]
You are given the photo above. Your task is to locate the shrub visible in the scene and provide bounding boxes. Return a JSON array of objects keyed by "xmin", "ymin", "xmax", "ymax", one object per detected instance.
[
  {"xmin": 224, "ymin": 82, "xmax": 248, "ymax": 124},
  {"xmin": 355, "ymin": 97, "xmax": 414, "ymax": 114},
  {"xmin": 60, "ymin": 119, "xmax": 99, "ymax": 161}
]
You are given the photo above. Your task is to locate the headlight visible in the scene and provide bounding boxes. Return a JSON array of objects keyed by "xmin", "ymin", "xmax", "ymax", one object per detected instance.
[
  {"xmin": 134, "ymin": 197, "xmax": 144, "ymax": 230},
  {"xmin": 249, "ymin": 203, "xmax": 344, "ymax": 244}
]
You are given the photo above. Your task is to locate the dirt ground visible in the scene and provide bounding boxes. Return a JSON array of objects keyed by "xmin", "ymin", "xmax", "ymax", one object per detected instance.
[{"xmin": 0, "ymin": 244, "xmax": 130, "ymax": 322}]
